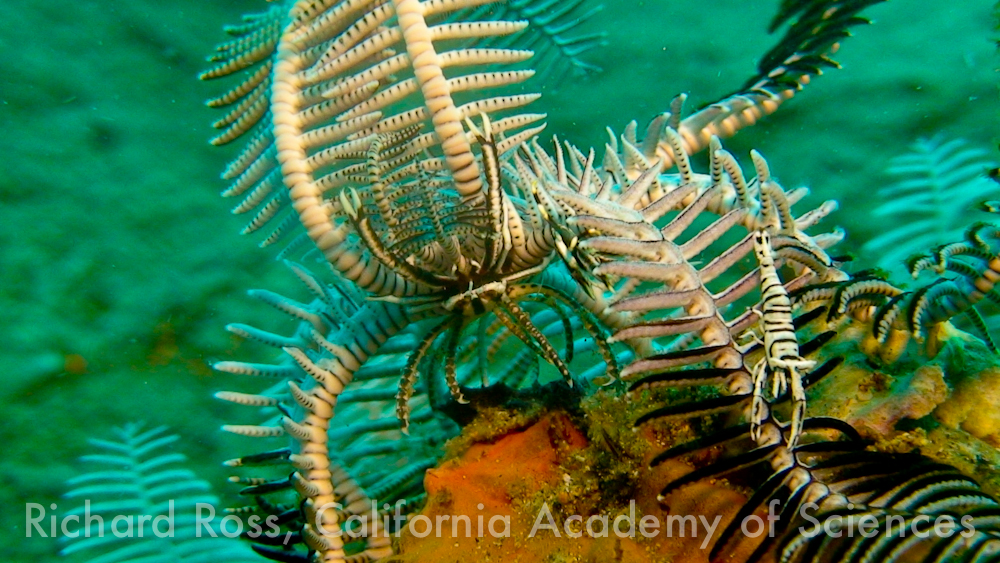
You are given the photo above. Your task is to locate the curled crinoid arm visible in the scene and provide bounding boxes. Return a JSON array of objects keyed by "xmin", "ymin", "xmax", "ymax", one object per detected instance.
[
  {"xmin": 495, "ymin": 292, "xmax": 575, "ymax": 387},
  {"xmin": 204, "ymin": 0, "xmax": 565, "ymax": 302},
  {"xmin": 443, "ymin": 315, "xmax": 470, "ymax": 406},
  {"xmin": 833, "ymin": 231, "xmax": 1000, "ymax": 357},
  {"xmin": 816, "ymin": 272, "xmax": 999, "ymax": 362},
  {"xmin": 397, "ymin": 318, "xmax": 452, "ymax": 435},
  {"xmin": 788, "ymin": 269, "xmax": 903, "ymax": 324},
  {"xmin": 907, "ymin": 239, "xmax": 996, "ymax": 279},
  {"xmin": 906, "ymin": 243, "xmax": 962, "ymax": 278},
  {"xmin": 965, "ymin": 220, "xmax": 1000, "ymax": 249},
  {"xmin": 215, "ymin": 262, "xmax": 452, "ymax": 561},
  {"xmin": 510, "ymin": 283, "xmax": 620, "ymax": 385}
]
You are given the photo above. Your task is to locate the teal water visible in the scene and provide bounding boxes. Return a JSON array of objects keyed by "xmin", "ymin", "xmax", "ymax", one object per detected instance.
[{"xmin": 1, "ymin": 1, "xmax": 996, "ymax": 561}]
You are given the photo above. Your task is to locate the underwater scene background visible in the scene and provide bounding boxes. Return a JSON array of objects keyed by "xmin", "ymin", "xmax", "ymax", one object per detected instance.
[{"xmin": 2, "ymin": 0, "xmax": 998, "ymax": 561}]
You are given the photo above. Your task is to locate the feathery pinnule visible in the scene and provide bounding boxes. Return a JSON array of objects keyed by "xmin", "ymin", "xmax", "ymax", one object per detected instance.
[{"xmin": 61, "ymin": 424, "xmax": 262, "ymax": 562}]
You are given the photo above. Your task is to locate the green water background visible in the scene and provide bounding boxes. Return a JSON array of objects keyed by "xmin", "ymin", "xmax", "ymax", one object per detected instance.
[{"xmin": 1, "ymin": 1, "xmax": 996, "ymax": 560}]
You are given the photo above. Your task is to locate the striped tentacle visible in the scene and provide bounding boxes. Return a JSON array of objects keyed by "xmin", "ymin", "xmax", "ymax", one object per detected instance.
[
  {"xmin": 506, "ymin": 283, "xmax": 620, "ymax": 384},
  {"xmin": 432, "ymin": 265, "xmax": 638, "ymax": 392},
  {"xmin": 395, "ymin": 316, "xmax": 454, "ymax": 433},
  {"xmin": 444, "ymin": 304, "xmax": 627, "ymax": 391},
  {"xmin": 392, "ymin": 255, "xmax": 639, "ymax": 414}
]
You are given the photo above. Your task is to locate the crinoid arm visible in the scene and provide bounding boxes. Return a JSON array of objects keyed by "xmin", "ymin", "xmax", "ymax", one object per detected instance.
[
  {"xmin": 60, "ymin": 424, "xmax": 262, "ymax": 562},
  {"xmin": 775, "ymin": 452, "xmax": 1000, "ymax": 563},
  {"xmin": 202, "ymin": 0, "xmax": 565, "ymax": 300},
  {"xmin": 863, "ymin": 135, "xmax": 999, "ymax": 278},
  {"xmin": 538, "ymin": 131, "xmax": 843, "ymax": 447},
  {"xmin": 447, "ymin": 0, "xmax": 608, "ymax": 83},
  {"xmin": 641, "ymin": 390, "xmax": 1000, "ymax": 563},
  {"xmin": 213, "ymin": 262, "xmax": 457, "ymax": 562},
  {"xmin": 811, "ymin": 224, "xmax": 1000, "ymax": 361},
  {"xmin": 660, "ymin": 0, "xmax": 886, "ymax": 164}
]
